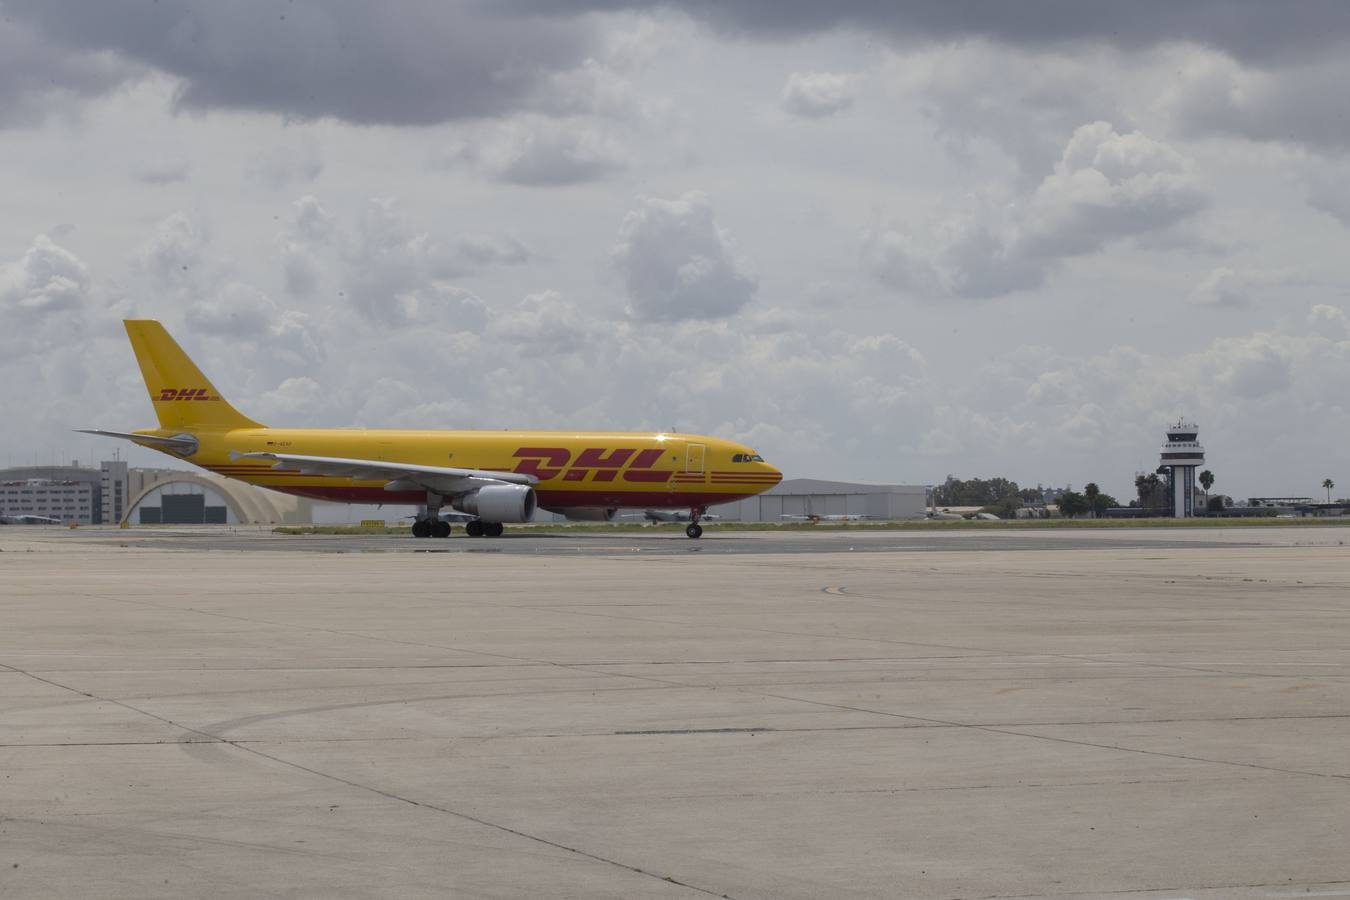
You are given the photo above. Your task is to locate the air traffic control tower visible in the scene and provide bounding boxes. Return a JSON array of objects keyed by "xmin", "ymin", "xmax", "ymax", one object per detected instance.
[{"xmin": 1159, "ymin": 420, "xmax": 1205, "ymax": 517}]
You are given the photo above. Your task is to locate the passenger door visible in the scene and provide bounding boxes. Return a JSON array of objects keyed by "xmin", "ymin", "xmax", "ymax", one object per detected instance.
[{"xmin": 685, "ymin": 443, "xmax": 706, "ymax": 475}]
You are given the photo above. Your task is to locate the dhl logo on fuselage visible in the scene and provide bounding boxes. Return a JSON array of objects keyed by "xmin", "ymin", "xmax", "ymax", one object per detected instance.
[
  {"xmin": 157, "ymin": 388, "xmax": 221, "ymax": 402},
  {"xmin": 512, "ymin": 447, "xmax": 676, "ymax": 484}
]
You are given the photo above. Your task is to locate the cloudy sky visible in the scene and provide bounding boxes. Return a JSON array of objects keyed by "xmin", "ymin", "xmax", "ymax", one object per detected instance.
[{"xmin": 3, "ymin": 1, "xmax": 1350, "ymax": 501}]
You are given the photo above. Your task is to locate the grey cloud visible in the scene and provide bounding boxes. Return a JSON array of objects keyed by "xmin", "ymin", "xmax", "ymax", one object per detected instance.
[
  {"xmin": 491, "ymin": 290, "xmax": 595, "ymax": 354},
  {"xmin": 0, "ymin": 16, "xmax": 135, "ymax": 127},
  {"xmin": 1308, "ymin": 304, "xmax": 1350, "ymax": 338},
  {"xmin": 537, "ymin": 58, "xmax": 646, "ymax": 120},
  {"xmin": 887, "ymin": 43, "xmax": 1132, "ymax": 179},
  {"xmin": 253, "ymin": 376, "xmax": 324, "ymax": 421},
  {"xmin": 136, "ymin": 212, "xmax": 207, "ymax": 293},
  {"xmin": 1017, "ymin": 122, "xmax": 1208, "ymax": 257},
  {"xmin": 245, "ymin": 139, "xmax": 323, "ymax": 190},
  {"xmin": 866, "ymin": 123, "xmax": 1208, "ymax": 300},
  {"xmin": 0, "ymin": 235, "xmax": 90, "ymax": 318},
  {"xmin": 278, "ymin": 196, "xmax": 335, "ymax": 298},
  {"xmin": 291, "ymin": 196, "xmax": 337, "ymax": 244},
  {"xmin": 282, "ymin": 248, "xmax": 321, "ymax": 298},
  {"xmin": 1188, "ymin": 268, "xmax": 1290, "ymax": 309},
  {"xmin": 486, "ymin": 119, "xmax": 629, "ymax": 186},
  {"xmin": 131, "ymin": 158, "xmax": 190, "ymax": 185},
  {"xmin": 781, "ymin": 71, "xmax": 856, "ymax": 119},
  {"xmin": 1304, "ymin": 163, "xmax": 1350, "ymax": 228},
  {"xmin": 508, "ymin": 1, "xmax": 1350, "ymax": 62},
  {"xmin": 7, "ymin": 0, "xmax": 595, "ymax": 126},
  {"xmin": 1213, "ymin": 336, "xmax": 1294, "ymax": 399},
  {"xmin": 1160, "ymin": 50, "xmax": 1350, "ymax": 152},
  {"xmin": 613, "ymin": 192, "xmax": 757, "ymax": 321},
  {"xmin": 457, "ymin": 234, "xmax": 531, "ymax": 266},
  {"xmin": 277, "ymin": 195, "xmax": 529, "ymax": 316},
  {"xmin": 186, "ymin": 282, "xmax": 279, "ymax": 336},
  {"xmin": 864, "ymin": 219, "xmax": 1046, "ymax": 300},
  {"xmin": 338, "ymin": 200, "xmax": 489, "ymax": 329}
]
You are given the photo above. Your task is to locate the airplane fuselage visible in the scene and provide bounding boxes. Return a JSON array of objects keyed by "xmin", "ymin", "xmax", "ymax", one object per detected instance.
[{"xmin": 147, "ymin": 426, "xmax": 782, "ymax": 511}]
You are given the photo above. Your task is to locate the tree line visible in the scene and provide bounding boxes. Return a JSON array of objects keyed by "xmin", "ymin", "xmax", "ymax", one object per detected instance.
[{"xmin": 935, "ymin": 469, "xmax": 1222, "ymax": 518}]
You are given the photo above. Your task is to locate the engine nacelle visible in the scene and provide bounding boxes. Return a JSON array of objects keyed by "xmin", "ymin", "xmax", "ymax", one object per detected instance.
[
  {"xmin": 549, "ymin": 507, "xmax": 618, "ymax": 523},
  {"xmin": 453, "ymin": 485, "xmax": 537, "ymax": 523}
]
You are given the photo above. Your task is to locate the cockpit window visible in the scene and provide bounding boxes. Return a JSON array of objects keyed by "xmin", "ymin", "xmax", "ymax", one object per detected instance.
[{"xmin": 733, "ymin": 452, "xmax": 765, "ymax": 463}]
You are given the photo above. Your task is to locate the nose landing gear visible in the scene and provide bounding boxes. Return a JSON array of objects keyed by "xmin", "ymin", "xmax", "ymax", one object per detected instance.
[{"xmin": 685, "ymin": 505, "xmax": 706, "ymax": 539}]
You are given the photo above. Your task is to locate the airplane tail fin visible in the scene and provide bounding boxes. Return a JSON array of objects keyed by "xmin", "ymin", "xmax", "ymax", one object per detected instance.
[{"xmin": 123, "ymin": 320, "xmax": 264, "ymax": 431}]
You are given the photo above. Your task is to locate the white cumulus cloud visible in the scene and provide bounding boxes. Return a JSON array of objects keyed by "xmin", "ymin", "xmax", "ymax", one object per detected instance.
[
  {"xmin": 866, "ymin": 122, "xmax": 1209, "ymax": 299},
  {"xmin": 480, "ymin": 118, "xmax": 628, "ymax": 186},
  {"xmin": 781, "ymin": 71, "xmax": 857, "ymax": 118},
  {"xmin": 1188, "ymin": 267, "xmax": 1291, "ymax": 308},
  {"xmin": 0, "ymin": 235, "xmax": 90, "ymax": 318}
]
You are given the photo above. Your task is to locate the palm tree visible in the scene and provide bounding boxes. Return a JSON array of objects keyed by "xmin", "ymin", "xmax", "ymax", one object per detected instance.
[
  {"xmin": 1324, "ymin": 478, "xmax": 1335, "ymax": 504},
  {"xmin": 1199, "ymin": 470, "xmax": 1215, "ymax": 510},
  {"xmin": 1084, "ymin": 482, "xmax": 1100, "ymax": 518}
]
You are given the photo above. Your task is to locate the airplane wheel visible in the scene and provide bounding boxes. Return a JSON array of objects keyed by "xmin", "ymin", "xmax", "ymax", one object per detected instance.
[
  {"xmin": 412, "ymin": 520, "xmax": 432, "ymax": 538},
  {"xmin": 686, "ymin": 523, "xmax": 703, "ymax": 539},
  {"xmin": 432, "ymin": 520, "xmax": 451, "ymax": 538},
  {"xmin": 466, "ymin": 519, "xmax": 484, "ymax": 538},
  {"xmin": 485, "ymin": 522, "xmax": 504, "ymax": 538}
]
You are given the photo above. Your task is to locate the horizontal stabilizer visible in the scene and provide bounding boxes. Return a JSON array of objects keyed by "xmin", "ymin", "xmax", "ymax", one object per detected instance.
[{"xmin": 76, "ymin": 429, "xmax": 199, "ymax": 455}]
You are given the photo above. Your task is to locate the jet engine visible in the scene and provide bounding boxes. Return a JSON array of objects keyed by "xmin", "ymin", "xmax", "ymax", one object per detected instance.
[
  {"xmin": 551, "ymin": 507, "xmax": 618, "ymax": 522},
  {"xmin": 453, "ymin": 485, "xmax": 536, "ymax": 522}
]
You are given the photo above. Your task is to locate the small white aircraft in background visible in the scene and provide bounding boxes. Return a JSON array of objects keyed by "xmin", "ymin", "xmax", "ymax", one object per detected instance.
[
  {"xmin": 925, "ymin": 509, "xmax": 999, "ymax": 521},
  {"xmin": 0, "ymin": 514, "xmax": 61, "ymax": 525},
  {"xmin": 779, "ymin": 513, "xmax": 874, "ymax": 523},
  {"xmin": 621, "ymin": 509, "xmax": 721, "ymax": 524}
]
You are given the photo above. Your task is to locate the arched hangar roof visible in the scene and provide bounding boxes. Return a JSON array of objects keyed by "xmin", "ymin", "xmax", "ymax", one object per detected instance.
[{"xmin": 122, "ymin": 473, "xmax": 301, "ymax": 525}]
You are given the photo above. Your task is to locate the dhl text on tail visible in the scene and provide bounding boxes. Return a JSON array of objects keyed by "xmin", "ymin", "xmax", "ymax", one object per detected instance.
[{"xmin": 79, "ymin": 321, "xmax": 783, "ymax": 538}]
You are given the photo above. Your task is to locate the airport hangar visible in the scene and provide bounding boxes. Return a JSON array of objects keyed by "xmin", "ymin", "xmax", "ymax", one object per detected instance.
[
  {"xmin": 711, "ymin": 477, "xmax": 928, "ymax": 521},
  {"xmin": 531, "ymin": 478, "xmax": 930, "ymax": 523}
]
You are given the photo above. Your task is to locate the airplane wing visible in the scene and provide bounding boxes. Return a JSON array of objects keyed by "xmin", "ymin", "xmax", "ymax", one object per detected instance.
[
  {"xmin": 0, "ymin": 514, "xmax": 61, "ymax": 525},
  {"xmin": 235, "ymin": 451, "xmax": 537, "ymax": 497}
]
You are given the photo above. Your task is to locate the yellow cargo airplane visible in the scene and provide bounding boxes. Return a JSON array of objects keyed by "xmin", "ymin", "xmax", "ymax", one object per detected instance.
[{"xmin": 80, "ymin": 321, "xmax": 782, "ymax": 538}]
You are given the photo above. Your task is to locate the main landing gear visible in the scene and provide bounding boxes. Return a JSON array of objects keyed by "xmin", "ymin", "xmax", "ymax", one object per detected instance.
[
  {"xmin": 411, "ymin": 491, "xmax": 504, "ymax": 539},
  {"xmin": 413, "ymin": 492, "xmax": 453, "ymax": 538},
  {"xmin": 685, "ymin": 505, "xmax": 706, "ymax": 539},
  {"xmin": 412, "ymin": 518, "xmax": 452, "ymax": 538},
  {"xmin": 464, "ymin": 520, "xmax": 504, "ymax": 538}
]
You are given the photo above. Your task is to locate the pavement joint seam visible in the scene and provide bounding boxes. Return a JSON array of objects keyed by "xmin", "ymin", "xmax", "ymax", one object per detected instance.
[
  {"xmin": 0, "ymin": 661, "xmax": 740, "ymax": 899},
  {"xmin": 745, "ymin": 688, "xmax": 1350, "ymax": 786}
]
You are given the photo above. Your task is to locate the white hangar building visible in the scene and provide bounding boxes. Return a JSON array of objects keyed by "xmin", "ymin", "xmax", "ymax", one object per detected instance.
[{"xmin": 712, "ymin": 478, "xmax": 929, "ymax": 522}]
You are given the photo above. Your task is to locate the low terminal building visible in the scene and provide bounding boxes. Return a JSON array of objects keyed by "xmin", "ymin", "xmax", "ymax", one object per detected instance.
[
  {"xmin": 0, "ymin": 462, "xmax": 312, "ymax": 526},
  {"xmin": 0, "ymin": 465, "xmax": 104, "ymax": 524}
]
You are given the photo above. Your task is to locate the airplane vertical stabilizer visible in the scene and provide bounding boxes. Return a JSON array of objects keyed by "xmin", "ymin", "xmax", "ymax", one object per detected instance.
[{"xmin": 124, "ymin": 320, "xmax": 264, "ymax": 431}]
